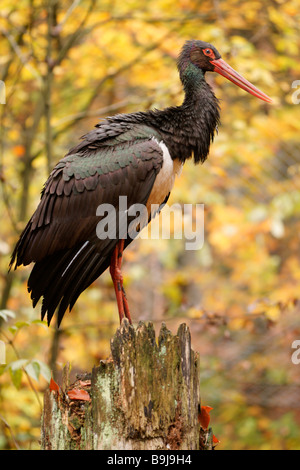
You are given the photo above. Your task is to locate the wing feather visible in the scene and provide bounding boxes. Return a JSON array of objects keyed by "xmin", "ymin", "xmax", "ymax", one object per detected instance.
[{"xmin": 10, "ymin": 136, "xmax": 164, "ymax": 325}]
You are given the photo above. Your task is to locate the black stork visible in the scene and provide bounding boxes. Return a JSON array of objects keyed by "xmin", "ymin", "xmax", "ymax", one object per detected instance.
[{"xmin": 10, "ymin": 40, "xmax": 272, "ymax": 327}]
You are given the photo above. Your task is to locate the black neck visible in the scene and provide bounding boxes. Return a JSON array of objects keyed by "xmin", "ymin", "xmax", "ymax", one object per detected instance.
[
  {"xmin": 147, "ymin": 65, "xmax": 220, "ymax": 164},
  {"xmin": 105, "ymin": 64, "xmax": 220, "ymax": 165}
]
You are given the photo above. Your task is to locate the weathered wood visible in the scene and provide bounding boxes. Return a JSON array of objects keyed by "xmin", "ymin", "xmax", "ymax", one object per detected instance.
[{"xmin": 41, "ymin": 320, "xmax": 213, "ymax": 450}]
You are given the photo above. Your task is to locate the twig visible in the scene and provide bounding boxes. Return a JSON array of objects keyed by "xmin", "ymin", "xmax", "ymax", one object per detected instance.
[
  {"xmin": 0, "ymin": 25, "xmax": 42, "ymax": 85},
  {"xmin": 0, "ymin": 415, "xmax": 21, "ymax": 450},
  {"xmin": 53, "ymin": 98, "xmax": 135, "ymax": 127},
  {"xmin": 54, "ymin": 0, "xmax": 96, "ymax": 68},
  {"xmin": 57, "ymin": 0, "xmax": 82, "ymax": 29}
]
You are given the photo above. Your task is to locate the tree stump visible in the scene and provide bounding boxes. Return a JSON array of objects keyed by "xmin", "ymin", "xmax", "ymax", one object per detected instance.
[{"xmin": 41, "ymin": 320, "xmax": 213, "ymax": 450}]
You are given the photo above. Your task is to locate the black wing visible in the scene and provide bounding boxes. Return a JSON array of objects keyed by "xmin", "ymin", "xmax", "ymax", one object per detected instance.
[{"xmin": 10, "ymin": 135, "xmax": 163, "ymax": 326}]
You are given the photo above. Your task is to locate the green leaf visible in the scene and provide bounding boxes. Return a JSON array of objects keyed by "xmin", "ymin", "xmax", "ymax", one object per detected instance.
[
  {"xmin": 33, "ymin": 359, "xmax": 51, "ymax": 382},
  {"xmin": 25, "ymin": 361, "xmax": 40, "ymax": 382},
  {"xmin": 8, "ymin": 321, "xmax": 30, "ymax": 334},
  {"xmin": 8, "ymin": 359, "xmax": 28, "ymax": 371},
  {"xmin": 31, "ymin": 319, "xmax": 48, "ymax": 330},
  {"xmin": 14, "ymin": 321, "xmax": 30, "ymax": 329},
  {"xmin": 9, "ymin": 367, "xmax": 22, "ymax": 389}
]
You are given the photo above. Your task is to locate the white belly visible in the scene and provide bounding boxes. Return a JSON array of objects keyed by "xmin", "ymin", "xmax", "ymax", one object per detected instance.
[{"xmin": 146, "ymin": 139, "xmax": 182, "ymax": 215}]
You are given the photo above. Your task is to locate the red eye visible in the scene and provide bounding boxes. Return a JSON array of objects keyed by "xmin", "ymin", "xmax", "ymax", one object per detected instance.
[{"xmin": 203, "ymin": 48, "xmax": 215, "ymax": 59}]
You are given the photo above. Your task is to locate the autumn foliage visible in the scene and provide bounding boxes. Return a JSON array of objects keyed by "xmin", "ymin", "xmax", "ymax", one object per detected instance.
[{"xmin": 0, "ymin": 0, "xmax": 300, "ymax": 450}]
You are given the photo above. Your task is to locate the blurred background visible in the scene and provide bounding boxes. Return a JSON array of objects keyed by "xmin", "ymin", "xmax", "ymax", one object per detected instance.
[{"xmin": 0, "ymin": 0, "xmax": 300, "ymax": 450}]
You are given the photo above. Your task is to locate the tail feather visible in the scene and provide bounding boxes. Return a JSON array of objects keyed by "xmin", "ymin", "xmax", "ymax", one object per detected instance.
[
  {"xmin": 56, "ymin": 252, "xmax": 103, "ymax": 326},
  {"xmin": 40, "ymin": 242, "xmax": 94, "ymax": 317},
  {"xmin": 9, "ymin": 222, "xmax": 31, "ymax": 269},
  {"xmin": 41, "ymin": 242, "xmax": 96, "ymax": 325},
  {"xmin": 29, "ymin": 250, "xmax": 72, "ymax": 307},
  {"xmin": 26, "ymin": 240, "xmax": 114, "ymax": 326}
]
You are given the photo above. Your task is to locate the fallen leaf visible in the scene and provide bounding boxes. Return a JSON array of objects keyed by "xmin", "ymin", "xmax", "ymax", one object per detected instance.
[
  {"xmin": 198, "ymin": 405, "xmax": 213, "ymax": 430},
  {"xmin": 67, "ymin": 388, "xmax": 91, "ymax": 401},
  {"xmin": 78, "ymin": 380, "xmax": 91, "ymax": 387}
]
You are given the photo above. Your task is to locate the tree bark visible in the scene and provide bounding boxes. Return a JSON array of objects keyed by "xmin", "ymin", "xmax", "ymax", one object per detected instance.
[{"xmin": 41, "ymin": 320, "xmax": 213, "ymax": 450}]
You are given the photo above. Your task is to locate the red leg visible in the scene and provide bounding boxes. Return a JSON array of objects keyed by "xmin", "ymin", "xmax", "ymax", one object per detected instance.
[
  {"xmin": 110, "ymin": 244, "xmax": 124, "ymax": 323},
  {"xmin": 110, "ymin": 240, "xmax": 132, "ymax": 324},
  {"xmin": 117, "ymin": 240, "xmax": 132, "ymax": 323}
]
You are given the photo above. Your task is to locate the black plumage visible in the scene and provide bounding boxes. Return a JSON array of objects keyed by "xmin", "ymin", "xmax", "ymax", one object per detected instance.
[{"xmin": 10, "ymin": 40, "xmax": 271, "ymax": 326}]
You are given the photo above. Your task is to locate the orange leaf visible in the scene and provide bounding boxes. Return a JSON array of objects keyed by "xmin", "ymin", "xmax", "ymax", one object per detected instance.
[
  {"xmin": 13, "ymin": 145, "xmax": 25, "ymax": 157},
  {"xmin": 67, "ymin": 388, "xmax": 91, "ymax": 401},
  {"xmin": 49, "ymin": 377, "xmax": 60, "ymax": 392},
  {"xmin": 213, "ymin": 434, "xmax": 220, "ymax": 444},
  {"xmin": 198, "ymin": 405, "xmax": 213, "ymax": 430}
]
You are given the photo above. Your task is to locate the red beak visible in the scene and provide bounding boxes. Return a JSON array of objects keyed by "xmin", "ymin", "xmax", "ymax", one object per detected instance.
[{"xmin": 210, "ymin": 58, "xmax": 272, "ymax": 103}]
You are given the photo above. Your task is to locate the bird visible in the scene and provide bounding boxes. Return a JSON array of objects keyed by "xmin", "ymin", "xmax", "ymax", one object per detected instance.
[{"xmin": 10, "ymin": 40, "xmax": 272, "ymax": 327}]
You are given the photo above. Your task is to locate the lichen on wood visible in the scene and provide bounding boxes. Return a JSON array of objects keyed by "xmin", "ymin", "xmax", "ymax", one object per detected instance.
[{"xmin": 41, "ymin": 320, "xmax": 213, "ymax": 450}]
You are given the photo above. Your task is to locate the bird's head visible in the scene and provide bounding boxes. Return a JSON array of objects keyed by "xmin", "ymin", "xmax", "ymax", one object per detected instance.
[{"xmin": 178, "ymin": 40, "xmax": 272, "ymax": 103}]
